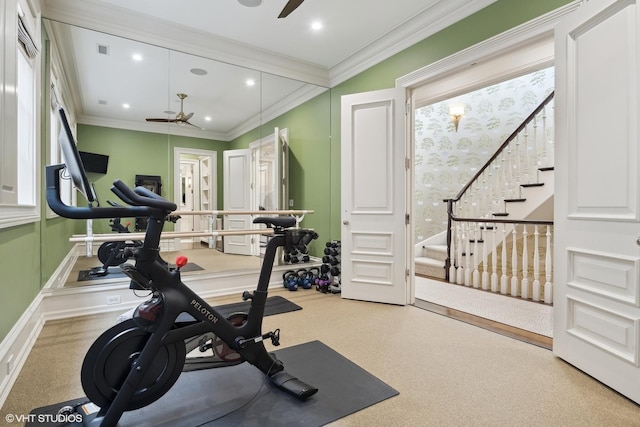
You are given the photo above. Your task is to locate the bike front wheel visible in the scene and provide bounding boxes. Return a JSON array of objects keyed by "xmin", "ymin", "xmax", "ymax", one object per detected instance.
[{"xmin": 81, "ymin": 319, "xmax": 186, "ymax": 411}]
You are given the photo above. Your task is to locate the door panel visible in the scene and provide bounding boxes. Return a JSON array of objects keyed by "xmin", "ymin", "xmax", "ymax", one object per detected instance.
[
  {"xmin": 341, "ymin": 88, "xmax": 408, "ymax": 305},
  {"xmin": 223, "ymin": 149, "xmax": 252, "ymax": 255},
  {"xmin": 554, "ymin": 0, "xmax": 640, "ymax": 403}
]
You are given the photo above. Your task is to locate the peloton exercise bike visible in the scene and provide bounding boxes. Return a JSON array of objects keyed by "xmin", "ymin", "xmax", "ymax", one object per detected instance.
[{"xmin": 46, "ymin": 108, "xmax": 318, "ymax": 426}]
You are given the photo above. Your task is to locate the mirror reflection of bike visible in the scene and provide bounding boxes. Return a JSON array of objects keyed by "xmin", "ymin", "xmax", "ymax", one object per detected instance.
[{"xmin": 93, "ymin": 207, "xmax": 177, "ymax": 276}]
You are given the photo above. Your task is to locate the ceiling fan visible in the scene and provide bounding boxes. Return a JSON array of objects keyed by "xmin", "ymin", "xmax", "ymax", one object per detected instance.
[
  {"xmin": 278, "ymin": 0, "xmax": 305, "ymax": 18},
  {"xmin": 146, "ymin": 93, "xmax": 198, "ymax": 128}
]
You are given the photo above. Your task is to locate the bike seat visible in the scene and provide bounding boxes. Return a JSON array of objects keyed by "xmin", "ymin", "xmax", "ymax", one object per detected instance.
[{"xmin": 253, "ymin": 216, "xmax": 296, "ymax": 229}]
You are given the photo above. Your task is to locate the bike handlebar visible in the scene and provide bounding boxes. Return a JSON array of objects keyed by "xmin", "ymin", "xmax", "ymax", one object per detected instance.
[{"xmin": 46, "ymin": 164, "xmax": 176, "ymax": 220}]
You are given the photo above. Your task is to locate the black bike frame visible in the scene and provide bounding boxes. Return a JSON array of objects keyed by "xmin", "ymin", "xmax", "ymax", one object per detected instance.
[{"xmin": 45, "ymin": 164, "xmax": 314, "ymax": 427}]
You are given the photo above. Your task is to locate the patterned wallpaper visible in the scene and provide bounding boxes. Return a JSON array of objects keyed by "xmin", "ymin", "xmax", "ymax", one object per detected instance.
[{"xmin": 414, "ymin": 67, "xmax": 554, "ymax": 241}]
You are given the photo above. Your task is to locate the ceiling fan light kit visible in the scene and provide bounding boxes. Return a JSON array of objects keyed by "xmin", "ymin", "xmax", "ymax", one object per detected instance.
[{"xmin": 238, "ymin": 0, "xmax": 262, "ymax": 7}]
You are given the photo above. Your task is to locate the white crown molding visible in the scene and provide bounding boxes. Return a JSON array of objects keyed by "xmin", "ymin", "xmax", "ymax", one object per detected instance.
[
  {"xmin": 41, "ymin": 0, "xmax": 330, "ymax": 87},
  {"xmin": 328, "ymin": 0, "xmax": 498, "ymax": 87},
  {"xmin": 226, "ymin": 85, "xmax": 329, "ymax": 140},
  {"xmin": 397, "ymin": 0, "xmax": 583, "ymax": 89}
]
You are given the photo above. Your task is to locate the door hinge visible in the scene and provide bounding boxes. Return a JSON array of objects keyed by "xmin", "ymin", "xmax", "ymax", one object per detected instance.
[
  {"xmin": 405, "ymin": 268, "xmax": 410, "ymax": 278},
  {"xmin": 405, "ymin": 158, "xmax": 411, "ymax": 169},
  {"xmin": 405, "ymin": 213, "xmax": 410, "ymax": 225},
  {"xmin": 405, "ymin": 99, "xmax": 410, "ymax": 115}
]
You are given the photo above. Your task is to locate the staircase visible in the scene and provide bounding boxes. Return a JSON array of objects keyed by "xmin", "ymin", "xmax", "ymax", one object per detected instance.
[
  {"xmin": 415, "ymin": 233, "xmax": 447, "ymax": 279},
  {"xmin": 416, "ymin": 92, "xmax": 555, "ymax": 304}
]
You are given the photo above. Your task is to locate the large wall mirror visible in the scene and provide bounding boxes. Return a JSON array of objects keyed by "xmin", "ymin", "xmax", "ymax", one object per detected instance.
[{"xmin": 43, "ymin": 20, "xmax": 331, "ymax": 289}]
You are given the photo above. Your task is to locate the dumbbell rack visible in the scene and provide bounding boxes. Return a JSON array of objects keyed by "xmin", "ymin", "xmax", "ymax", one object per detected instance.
[{"xmin": 317, "ymin": 240, "xmax": 341, "ymax": 294}]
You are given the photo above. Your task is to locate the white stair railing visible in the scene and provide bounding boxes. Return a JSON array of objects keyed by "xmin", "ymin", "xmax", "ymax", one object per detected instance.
[{"xmin": 442, "ymin": 92, "xmax": 555, "ymax": 305}]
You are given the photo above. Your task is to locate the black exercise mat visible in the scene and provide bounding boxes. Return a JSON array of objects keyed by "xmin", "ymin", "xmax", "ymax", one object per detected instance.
[
  {"xmin": 77, "ymin": 262, "xmax": 203, "ymax": 281},
  {"xmin": 28, "ymin": 340, "xmax": 398, "ymax": 427}
]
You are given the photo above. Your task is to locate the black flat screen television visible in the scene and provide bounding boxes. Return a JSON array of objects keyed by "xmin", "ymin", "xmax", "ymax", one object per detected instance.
[
  {"xmin": 79, "ymin": 151, "xmax": 109, "ymax": 174},
  {"xmin": 58, "ymin": 108, "xmax": 97, "ymax": 204}
]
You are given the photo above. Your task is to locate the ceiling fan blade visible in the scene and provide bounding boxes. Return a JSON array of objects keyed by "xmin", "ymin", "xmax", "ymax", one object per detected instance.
[
  {"xmin": 146, "ymin": 118, "xmax": 171, "ymax": 122},
  {"xmin": 182, "ymin": 112, "xmax": 194, "ymax": 121},
  {"xmin": 278, "ymin": 0, "xmax": 304, "ymax": 18},
  {"xmin": 184, "ymin": 121, "xmax": 203, "ymax": 130}
]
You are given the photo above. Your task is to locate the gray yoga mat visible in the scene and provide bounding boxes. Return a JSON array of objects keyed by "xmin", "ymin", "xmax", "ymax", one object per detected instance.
[{"xmin": 29, "ymin": 340, "xmax": 398, "ymax": 427}]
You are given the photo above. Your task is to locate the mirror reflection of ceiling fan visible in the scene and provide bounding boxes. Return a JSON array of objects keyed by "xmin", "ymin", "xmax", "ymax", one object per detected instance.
[{"xmin": 146, "ymin": 93, "xmax": 200, "ymax": 128}]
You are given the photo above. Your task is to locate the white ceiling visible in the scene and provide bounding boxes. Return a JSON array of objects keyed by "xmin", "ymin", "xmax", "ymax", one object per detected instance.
[
  {"xmin": 42, "ymin": 0, "xmax": 497, "ymax": 140},
  {"xmin": 94, "ymin": 0, "xmax": 449, "ymax": 69}
]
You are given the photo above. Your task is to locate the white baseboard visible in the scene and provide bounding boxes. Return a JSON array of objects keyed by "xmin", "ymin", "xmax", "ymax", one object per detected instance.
[
  {"xmin": 0, "ymin": 293, "xmax": 44, "ymax": 410},
  {"xmin": 0, "ymin": 246, "xmax": 76, "ymax": 408}
]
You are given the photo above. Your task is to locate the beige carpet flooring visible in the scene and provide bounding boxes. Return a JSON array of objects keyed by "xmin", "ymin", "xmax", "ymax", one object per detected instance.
[
  {"xmin": 2, "ymin": 287, "xmax": 639, "ymax": 426},
  {"xmin": 415, "ymin": 276, "xmax": 553, "ymax": 337}
]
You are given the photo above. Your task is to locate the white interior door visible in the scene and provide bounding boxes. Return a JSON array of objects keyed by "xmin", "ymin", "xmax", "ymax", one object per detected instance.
[
  {"xmin": 554, "ymin": 0, "xmax": 640, "ymax": 404},
  {"xmin": 341, "ymin": 88, "xmax": 409, "ymax": 305},
  {"xmin": 223, "ymin": 149, "xmax": 252, "ymax": 255}
]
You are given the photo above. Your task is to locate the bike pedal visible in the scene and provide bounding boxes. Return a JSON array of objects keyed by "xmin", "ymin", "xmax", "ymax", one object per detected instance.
[
  {"xmin": 198, "ymin": 336, "xmax": 213, "ymax": 352},
  {"xmin": 270, "ymin": 328, "xmax": 281, "ymax": 346}
]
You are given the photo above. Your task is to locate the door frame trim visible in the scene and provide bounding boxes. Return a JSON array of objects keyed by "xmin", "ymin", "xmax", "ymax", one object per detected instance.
[
  {"xmin": 394, "ymin": 1, "xmax": 581, "ymax": 303},
  {"xmin": 173, "ymin": 147, "xmax": 218, "ymax": 212}
]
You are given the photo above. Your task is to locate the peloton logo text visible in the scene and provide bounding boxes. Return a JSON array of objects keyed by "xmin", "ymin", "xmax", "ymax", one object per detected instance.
[{"xmin": 190, "ymin": 300, "xmax": 219, "ymax": 323}]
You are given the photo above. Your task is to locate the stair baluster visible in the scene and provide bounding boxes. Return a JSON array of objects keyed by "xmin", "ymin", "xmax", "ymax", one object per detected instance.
[
  {"xmin": 510, "ymin": 226, "xmax": 519, "ymax": 296},
  {"xmin": 521, "ymin": 225, "xmax": 530, "ymax": 299},
  {"xmin": 544, "ymin": 226, "xmax": 553, "ymax": 304},
  {"xmin": 532, "ymin": 224, "xmax": 541, "ymax": 300}
]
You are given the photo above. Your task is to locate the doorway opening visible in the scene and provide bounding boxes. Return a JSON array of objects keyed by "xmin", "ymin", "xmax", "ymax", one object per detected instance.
[
  {"xmin": 173, "ymin": 147, "xmax": 217, "ymax": 250},
  {"xmin": 407, "ymin": 34, "xmax": 554, "ymax": 341}
]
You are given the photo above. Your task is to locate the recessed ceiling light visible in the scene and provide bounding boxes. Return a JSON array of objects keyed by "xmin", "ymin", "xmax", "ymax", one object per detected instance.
[
  {"xmin": 122, "ymin": 103, "xmax": 130, "ymax": 109},
  {"xmin": 311, "ymin": 21, "xmax": 323, "ymax": 31},
  {"xmin": 190, "ymin": 68, "xmax": 208, "ymax": 76},
  {"xmin": 132, "ymin": 53, "xmax": 143, "ymax": 61},
  {"xmin": 238, "ymin": 0, "xmax": 262, "ymax": 7},
  {"xmin": 246, "ymin": 79, "xmax": 256, "ymax": 87},
  {"xmin": 205, "ymin": 116, "xmax": 212, "ymax": 121}
]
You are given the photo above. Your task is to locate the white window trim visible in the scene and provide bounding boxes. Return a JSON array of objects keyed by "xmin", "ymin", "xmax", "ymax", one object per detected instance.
[{"xmin": 0, "ymin": 0, "xmax": 42, "ymax": 229}]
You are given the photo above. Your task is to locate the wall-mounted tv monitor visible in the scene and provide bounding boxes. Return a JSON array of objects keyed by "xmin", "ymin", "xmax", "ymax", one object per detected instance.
[{"xmin": 79, "ymin": 151, "xmax": 109, "ymax": 174}]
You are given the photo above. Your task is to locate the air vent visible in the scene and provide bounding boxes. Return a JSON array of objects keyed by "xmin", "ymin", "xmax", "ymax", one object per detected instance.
[
  {"xmin": 97, "ymin": 44, "xmax": 109, "ymax": 55},
  {"xmin": 98, "ymin": 100, "xmax": 107, "ymax": 105}
]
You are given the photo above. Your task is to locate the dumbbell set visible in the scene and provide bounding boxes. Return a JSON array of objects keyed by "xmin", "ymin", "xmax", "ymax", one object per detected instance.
[
  {"xmin": 280, "ymin": 238, "xmax": 341, "ymax": 293},
  {"xmin": 317, "ymin": 241, "xmax": 341, "ymax": 294},
  {"xmin": 283, "ymin": 246, "xmax": 310, "ymax": 264}
]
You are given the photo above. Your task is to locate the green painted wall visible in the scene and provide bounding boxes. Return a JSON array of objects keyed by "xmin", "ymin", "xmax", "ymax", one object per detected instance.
[
  {"xmin": 76, "ymin": 126, "xmax": 229, "ymax": 235},
  {"xmin": 0, "ymin": 0, "xmax": 571, "ymax": 342}
]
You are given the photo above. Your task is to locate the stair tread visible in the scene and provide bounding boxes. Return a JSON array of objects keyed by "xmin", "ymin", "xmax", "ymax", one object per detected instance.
[
  {"xmin": 415, "ymin": 257, "xmax": 446, "ymax": 267},
  {"xmin": 422, "ymin": 244, "xmax": 447, "ymax": 250}
]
